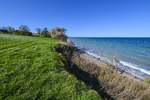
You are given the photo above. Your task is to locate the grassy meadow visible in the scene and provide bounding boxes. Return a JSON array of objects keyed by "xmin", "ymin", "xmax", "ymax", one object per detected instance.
[{"xmin": 0, "ymin": 34, "xmax": 101, "ymax": 100}]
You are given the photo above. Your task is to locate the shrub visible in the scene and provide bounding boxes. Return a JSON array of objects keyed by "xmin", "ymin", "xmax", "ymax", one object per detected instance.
[{"xmin": 50, "ymin": 27, "xmax": 68, "ymax": 41}]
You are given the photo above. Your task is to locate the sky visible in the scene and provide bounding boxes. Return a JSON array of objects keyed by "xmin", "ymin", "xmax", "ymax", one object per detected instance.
[{"xmin": 0, "ymin": 0, "xmax": 150, "ymax": 37}]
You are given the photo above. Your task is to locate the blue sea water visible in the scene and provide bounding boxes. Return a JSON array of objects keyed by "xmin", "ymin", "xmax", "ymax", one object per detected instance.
[{"xmin": 70, "ymin": 37, "xmax": 150, "ymax": 80}]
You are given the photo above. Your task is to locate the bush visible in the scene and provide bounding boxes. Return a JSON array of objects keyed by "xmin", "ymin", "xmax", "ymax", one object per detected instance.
[
  {"xmin": 0, "ymin": 25, "xmax": 32, "ymax": 36},
  {"xmin": 14, "ymin": 30, "xmax": 32, "ymax": 36},
  {"xmin": 50, "ymin": 27, "xmax": 68, "ymax": 41},
  {"xmin": 1, "ymin": 26, "xmax": 69, "ymax": 41}
]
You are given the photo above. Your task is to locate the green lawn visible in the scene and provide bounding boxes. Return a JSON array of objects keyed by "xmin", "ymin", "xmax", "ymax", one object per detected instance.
[{"xmin": 0, "ymin": 34, "xmax": 101, "ymax": 100}]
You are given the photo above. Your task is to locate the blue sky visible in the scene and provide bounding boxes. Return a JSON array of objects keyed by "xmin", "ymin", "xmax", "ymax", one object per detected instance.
[{"xmin": 0, "ymin": 0, "xmax": 150, "ymax": 37}]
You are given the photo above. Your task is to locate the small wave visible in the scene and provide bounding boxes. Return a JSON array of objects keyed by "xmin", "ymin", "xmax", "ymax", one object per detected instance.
[
  {"xmin": 85, "ymin": 50, "xmax": 111, "ymax": 62},
  {"xmin": 85, "ymin": 50, "xmax": 150, "ymax": 79},
  {"xmin": 85, "ymin": 51, "xmax": 101, "ymax": 59},
  {"xmin": 119, "ymin": 61, "xmax": 150, "ymax": 76}
]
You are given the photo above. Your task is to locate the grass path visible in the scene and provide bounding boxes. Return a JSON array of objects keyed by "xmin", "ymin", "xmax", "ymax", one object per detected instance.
[{"xmin": 0, "ymin": 34, "xmax": 101, "ymax": 100}]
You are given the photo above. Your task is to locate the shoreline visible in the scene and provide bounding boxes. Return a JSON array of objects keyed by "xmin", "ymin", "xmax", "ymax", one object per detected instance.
[
  {"xmin": 76, "ymin": 48, "xmax": 142, "ymax": 81},
  {"xmin": 72, "ymin": 41, "xmax": 150, "ymax": 80},
  {"xmin": 57, "ymin": 42, "xmax": 150, "ymax": 99}
]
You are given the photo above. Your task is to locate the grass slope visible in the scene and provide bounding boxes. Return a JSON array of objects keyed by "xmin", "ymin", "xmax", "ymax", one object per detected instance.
[{"xmin": 0, "ymin": 34, "xmax": 101, "ymax": 100}]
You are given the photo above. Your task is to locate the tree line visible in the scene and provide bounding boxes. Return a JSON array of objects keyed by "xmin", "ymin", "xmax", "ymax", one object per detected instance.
[{"xmin": 0, "ymin": 25, "xmax": 68, "ymax": 41}]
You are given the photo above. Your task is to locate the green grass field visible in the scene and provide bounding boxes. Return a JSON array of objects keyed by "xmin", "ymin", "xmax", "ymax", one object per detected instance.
[{"xmin": 0, "ymin": 34, "xmax": 101, "ymax": 100}]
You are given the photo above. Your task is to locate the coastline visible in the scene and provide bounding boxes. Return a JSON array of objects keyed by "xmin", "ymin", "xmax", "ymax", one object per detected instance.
[
  {"xmin": 85, "ymin": 50, "xmax": 144, "ymax": 80},
  {"xmin": 69, "ymin": 40, "xmax": 139, "ymax": 80},
  {"xmin": 71, "ymin": 47, "xmax": 150, "ymax": 99},
  {"xmin": 59, "ymin": 41, "xmax": 150, "ymax": 99},
  {"xmin": 76, "ymin": 48, "xmax": 142, "ymax": 81},
  {"xmin": 72, "ymin": 40, "xmax": 150, "ymax": 80}
]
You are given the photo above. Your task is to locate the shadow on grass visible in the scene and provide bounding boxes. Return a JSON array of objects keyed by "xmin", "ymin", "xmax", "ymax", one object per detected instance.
[
  {"xmin": 55, "ymin": 44, "xmax": 114, "ymax": 100},
  {"xmin": 65, "ymin": 62, "xmax": 114, "ymax": 100}
]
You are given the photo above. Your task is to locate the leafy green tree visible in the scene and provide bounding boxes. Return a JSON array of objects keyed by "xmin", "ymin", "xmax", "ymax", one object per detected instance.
[
  {"xmin": 41, "ymin": 27, "xmax": 49, "ymax": 37},
  {"xmin": 7, "ymin": 26, "xmax": 15, "ymax": 33},
  {"xmin": 0, "ymin": 27, "xmax": 7, "ymax": 30},
  {"xmin": 18, "ymin": 25, "xmax": 32, "ymax": 36},
  {"xmin": 36, "ymin": 28, "xmax": 41, "ymax": 35},
  {"xmin": 19, "ymin": 25, "xmax": 30, "ymax": 33}
]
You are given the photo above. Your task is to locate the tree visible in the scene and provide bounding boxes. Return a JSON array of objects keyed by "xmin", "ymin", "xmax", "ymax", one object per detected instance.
[
  {"xmin": 18, "ymin": 25, "xmax": 32, "ymax": 36},
  {"xmin": 0, "ymin": 27, "xmax": 8, "ymax": 33},
  {"xmin": 19, "ymin": 25, "xmax": 30, "ymax": 33},
  {"xmin": 0, "ymin": 27, "xmax": 7, "ymax": 30},
  {"xmin": 36, "ymin": 28, "xmax": 42, "ymax": 35},
  {"xmin": 7, "ymin": 26, "xmax": 15, "ymax": 33},
  {"xmin": 41, "ymin": 27, "xmax": 49, "ymax": 37}
]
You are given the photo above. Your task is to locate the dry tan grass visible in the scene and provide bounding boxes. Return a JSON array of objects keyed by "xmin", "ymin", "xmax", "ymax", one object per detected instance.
[
  {"xmin": 56, "ymin": 44, "xmax": 150, "ymax": 100},
  {"xmin": 71, "ymin": 51, "xmax": 150, "ymax": 100}
]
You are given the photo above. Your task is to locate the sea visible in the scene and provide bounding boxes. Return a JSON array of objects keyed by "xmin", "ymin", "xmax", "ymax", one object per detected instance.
[{"xmin": 70, "ymin": 37, "xmax": 150, "ymax": 80}]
